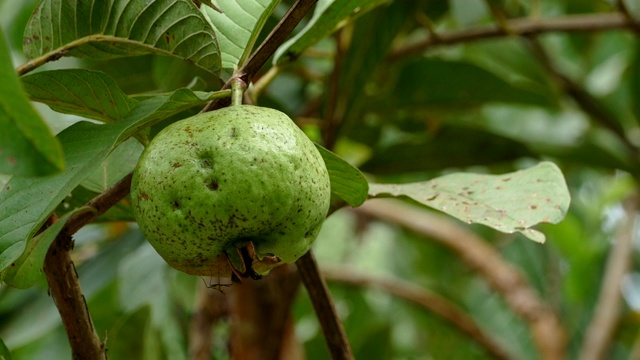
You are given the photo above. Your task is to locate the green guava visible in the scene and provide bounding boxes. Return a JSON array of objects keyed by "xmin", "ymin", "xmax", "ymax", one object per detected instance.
[{"xmin": 131, "ymin": 105, "xmax": 331, "ymax": 278}]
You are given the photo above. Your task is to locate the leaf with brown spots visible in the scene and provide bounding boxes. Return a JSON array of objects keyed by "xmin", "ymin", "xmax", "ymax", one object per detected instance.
[{"xmin": 369, "ymin": 162, "xmax": 571, "ymax": 243}]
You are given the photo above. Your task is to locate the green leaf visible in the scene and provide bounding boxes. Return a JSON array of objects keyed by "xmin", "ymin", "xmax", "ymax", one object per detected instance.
[
  {"xmin": 274, "ymin": 0, "xmax": 387, "ymax": 64},
  {"xmin": 3, "ymin": 207, "xmax": 93, "ymax": 289},
  {"xmin": 201, "ymin": 0, "xmax": 279, "ymax": 78},
  {"xmin": 333, "ymin": 1, "xmax": 417, "ymax": 138},
  {"xmin": 23, "ymin": 0, "xmax": 221, "ymax": 75},
  {"xmin": 0, "ymin": 26, "xmax": 63, "ymax": 176},
  {"xmin": 360, "ymin": 126, "xmax": 533, "ymax": 175},
  {"xmin": 21, "ymin": 69, "xmax": 139, "ymax": 122},
  {"xmin": 393, "ymin": 58, "xmax": 555, "ymax": 109},
  {"xmin": 630, "ymin": 38, "xmax": 640, "ymax": 126},
  {"xmin": 369, "ymin": 162, "xmax": 571, "ymax": 242},
  {"xmin": 0, "ymin": 88, "xmax": 221, "ymax": 277},
  {"xmin": 82, "ymin": 138, "xmax": 144, "ymax": 193},
  {"xmin": 315, "ymin": 144, "xmax": 368, "ymax": 208},
  {"xmin": 0, "ymin": 337, "xmax": 11, "ymax": 360}
]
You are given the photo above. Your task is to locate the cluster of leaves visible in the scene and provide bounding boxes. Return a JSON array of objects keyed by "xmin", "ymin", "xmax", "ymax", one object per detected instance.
[{"xmin": 7, "ymin": 0, "xmax": 640, "ymax": 358}]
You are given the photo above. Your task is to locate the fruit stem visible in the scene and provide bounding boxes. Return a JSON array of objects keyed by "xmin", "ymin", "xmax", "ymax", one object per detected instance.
[{"xmin": 231, "ymin": 77, "xmax": 247, "ymax": 106}]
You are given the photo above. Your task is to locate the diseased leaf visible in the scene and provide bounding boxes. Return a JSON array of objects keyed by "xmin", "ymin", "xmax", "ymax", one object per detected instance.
[
  {"xmin": 274, "ymin": 0, "xmax": 387, "ymax": 64},
  {"xmin": 0, "ymin": 27, "xmax": 63, "ymax": 176},
  {"xmin": 23, "ymin": 0, "xmax": 220, "ymax": 75},
  {"xmin": 369, "ymin": 162, "xmax": 571, "ymax": 242},
  {"xmin": 202, "ymin": 0, "xmax": 279, "ymax": 78},
  {"xmin": 21, "ymin": 69, "xmax": 139, "ymax": 122},
  {"xmin": 0, "ymin": 88, "xmax": 224, "ymax": 277},
  {"xmin": 316, "ymin": 144, "xmax": 368, "ymax": 208},
  {"xmin": 3, "ymin": 207, "xmax": 93, "ymax": 289}
]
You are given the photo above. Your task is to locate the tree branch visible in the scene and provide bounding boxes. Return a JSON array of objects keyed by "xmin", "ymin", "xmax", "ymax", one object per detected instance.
[
  {"xmin": 355, "ymin": 199, "xmax": 567, "ymax": 360},
  {"xmin": 44, "ymin": 220, "xmax": 106, "ymax": 360},
  {"xmin": 322, "ymin": 266, "xmax": 515, "ymax": 360},
  {"xmin": 296, "ymin": 251, "xmax": 353, "ymax": 360},
  {"xmin": 202, "ymin": 0, "xmax": 318, "ymax": 112},
  {"xmin": 579, "ymin": 194, "xmax": 638, "ymax": 360},
  {"xmin": 42, "ymin": 173, "xmax": 132, "ymax": 358},
  {"xmin": 389, "ymin": 13, "xmax": 635, "ymax": 62},
  {"xmin": 227, "ymin": 264, "xmax": 302, "ymax": 360}
]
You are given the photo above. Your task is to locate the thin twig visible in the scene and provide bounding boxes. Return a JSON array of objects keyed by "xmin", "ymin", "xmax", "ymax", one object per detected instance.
[
  {"xmin": 355, "ymin": 199, "xmax": 567, "ymax": 360},
  {"xmin": 525, "ymin": 37, "xmax": 640, "ymax": 159},
  {"xmin": 202, "ymin": 0, "xmax": 318, "ymax": 112},
  {"xmin": 579, "ymin": 195, "xmax": 638, "ymax": 360},
  {"xmin": 483, "ymin": 0, "xmax": 514, "ymax": 34},
  {"xmin": 322, "ymin": 29, "xmax": 348, "ymax": 150},
  {"xmin": 63, "ymin": 172, "xmax": 133, "ymax": 236},
  {"xmin": 296, "ymin": 251, "xmax": 353, "ymax": 360},
  {"xmin": 322, "ymin": 266, "xmax": 515, "ymax": 360},
  {"xmin": 389, "ymin": 13, "xmax": 633, "ymax": 62},
  {"xmin": 616, "ymin": 0, "xmax": 640, "ymax": 33}
]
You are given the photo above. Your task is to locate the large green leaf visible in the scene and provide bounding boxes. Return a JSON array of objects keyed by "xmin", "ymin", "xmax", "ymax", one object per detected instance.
[
  {"xmin": 0, "ymin": 89, "xmax": 223, "ymax": 279},
  {"xmin": 369, "ymin": 162, "xmax": 571, "ymax": 242},
  {"xmin": 21, "ymin": 69, "xmax": 139, "ymax": 122},
  {"xmin": 332, "ymin": 1, "xmax": 417, "ymax": 141},
  {"xmin": 201, "ymin": 0, "xmax": 279, "ymax": 78},
  {"xmin": 393, "ymin": 58, "xmax": 555, "ymax": 109},
  {"xmin": 23, "ymin": 0, "xmax": 220, "ymax": 75},
  {"xmin": 82, "ymin": 138, "xmax": 144, "ymax": 193},
  {"xmin": 0, "ymin": 337, "xmax": 11, "ymax": 360},
  {"xmin": 315, "ymin": 144, "xmax": 368, "ymax": 209},
  {"xmin": 0, "ymin": 27, "xmax": 63, "ymax": 176},
  {"xmin": 274, "ymin": 0, "xmax": 387, "ymax": 64},
  {"xmin": 2, "ymin": 207, "xmax": 93, "ymax": 289}
]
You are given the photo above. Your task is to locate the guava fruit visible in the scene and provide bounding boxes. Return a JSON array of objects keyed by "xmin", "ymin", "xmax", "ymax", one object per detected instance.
[{"xmin": 131, "ymin": 105, "xmax": 331, "ymax": 279}]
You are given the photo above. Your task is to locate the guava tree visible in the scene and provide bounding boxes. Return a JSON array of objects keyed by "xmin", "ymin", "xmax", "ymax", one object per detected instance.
[{"xmin": 0, "ymin": 0, "xmax": 638, "ymax": 359}]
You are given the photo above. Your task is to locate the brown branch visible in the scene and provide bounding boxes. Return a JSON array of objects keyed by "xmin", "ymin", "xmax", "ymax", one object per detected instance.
[
  {"xmin": 355, "ymin": 199, "xmax": 567, "ymax": 360},
  {"xmin": 227, "ymin": 264, "xmax": 302, "ymax": 360},
  {"xmin": 296, "ymin": 251, "xmax": 353, "ymax": 360},
  {"xmin": 389, "ymin": 13, "xmax": 634, "ymax": 62},
  {"xmin": 322, "ymin": 266, "xmax": 515, "ymax": 360},
  {"xmin": 41, "ymin": 173, "xmax": 132, "ymax": 358},
  {"xmin": 579, "ymin": 195, "xmax": 638, "ymax": 360},
  {"xmin": 64, "ymin": 172, "xmax": 133, "ymax": 236},
  {"xmin": 44, "ymin": 227, "xmax": 106, "ymax": 359},
  {"xmin": 202, "ymin": 0, "xmax": 318, "ymax": 112}
]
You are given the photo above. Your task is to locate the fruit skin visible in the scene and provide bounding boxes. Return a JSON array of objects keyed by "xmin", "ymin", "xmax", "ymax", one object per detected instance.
[{"xmin": 131, "ymin": 105, "xmax": 331, "ymax": 277}]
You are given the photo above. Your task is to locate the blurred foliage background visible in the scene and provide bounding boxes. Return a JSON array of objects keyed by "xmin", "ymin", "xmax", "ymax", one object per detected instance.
[{"xmin": 2, "ymin": 0, "xmax": 640, "ymax": 359}]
